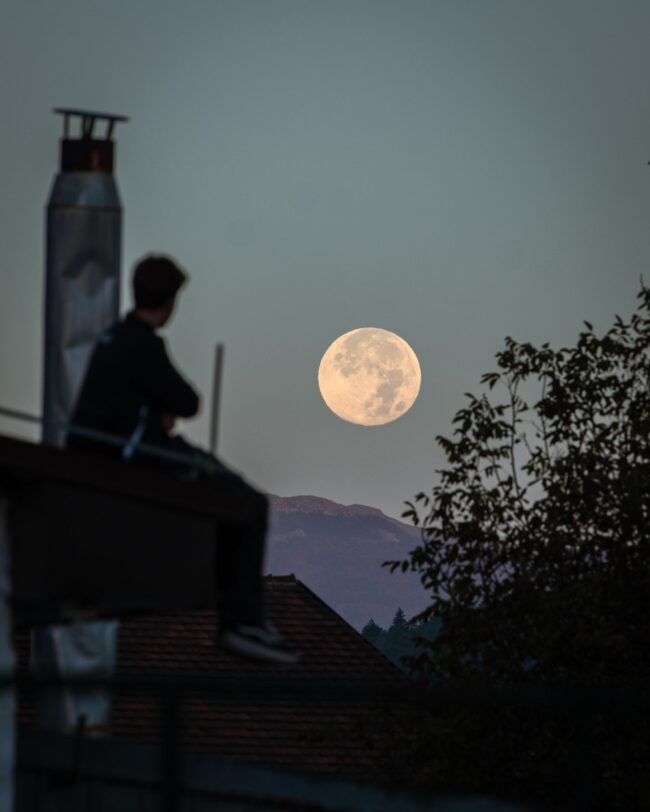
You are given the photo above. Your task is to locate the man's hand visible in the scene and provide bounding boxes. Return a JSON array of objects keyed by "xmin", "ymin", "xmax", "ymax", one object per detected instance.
[{"xmin": 161, "ymin": 412, "xmax": 177, "ymax": 433}]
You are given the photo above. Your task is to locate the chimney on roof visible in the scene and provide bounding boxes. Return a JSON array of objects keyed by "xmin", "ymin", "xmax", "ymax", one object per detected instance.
[
  {"xmin": 42, "ymin": 108, "xmax": 128, "ymax": 446},
  {"xmin": 37, "ymin": 109, "xmax": 129, "ymax": 734}
]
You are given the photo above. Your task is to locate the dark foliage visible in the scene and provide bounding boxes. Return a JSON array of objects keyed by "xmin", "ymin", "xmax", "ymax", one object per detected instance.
[
  {"xmin": 361, "ymin": 610, "xmax": 441, "ymax": 672},
  {"xmin": 381, "ymin": 284, "xmax": 650, "ymax": 809}
]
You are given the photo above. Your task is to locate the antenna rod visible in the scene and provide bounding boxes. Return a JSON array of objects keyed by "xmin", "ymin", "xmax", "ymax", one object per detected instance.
[{"xmin": 210, "ymin": 343, "xmax": 224, "ymax": 456}]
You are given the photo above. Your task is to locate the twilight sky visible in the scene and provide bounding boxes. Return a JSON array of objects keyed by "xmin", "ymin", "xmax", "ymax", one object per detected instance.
[{"xmin": 1, "ymin": 0, "xmax": 650, "ymax": 520}]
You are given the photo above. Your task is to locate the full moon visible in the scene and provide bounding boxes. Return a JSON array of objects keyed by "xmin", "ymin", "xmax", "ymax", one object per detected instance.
[{"xmin": 318, "ymin": 327, "xmax": 421, "ymax": 426}]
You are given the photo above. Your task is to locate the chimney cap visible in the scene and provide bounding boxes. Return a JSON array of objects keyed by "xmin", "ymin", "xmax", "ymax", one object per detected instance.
[{"xmin": 53, "ymin": 108, "xmax": 129, "ymax": 141}]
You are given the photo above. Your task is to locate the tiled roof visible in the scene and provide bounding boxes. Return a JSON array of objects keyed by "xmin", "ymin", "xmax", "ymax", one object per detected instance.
[
  {"xmin": 118, "ymin": 575, "xmax": 400, "ymax": 680},
  {"xmin": 17, "ymin": 576, "xmax": 406, "ymax": 779}
]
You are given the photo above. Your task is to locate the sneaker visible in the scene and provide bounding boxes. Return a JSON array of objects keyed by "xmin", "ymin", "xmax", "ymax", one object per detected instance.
[
  {"xmin": 220, "ymin": 623, "xmax": 301, "ymax": 664},
  {"xmin": 259, "ymin": 619, "xmax": 282, "ymax": 642}
]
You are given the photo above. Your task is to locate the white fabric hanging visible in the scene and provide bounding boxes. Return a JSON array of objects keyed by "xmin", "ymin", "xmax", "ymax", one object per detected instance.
[{"xmin": 32, "ymin": 619, "xmax": 119, "ymax": 733}]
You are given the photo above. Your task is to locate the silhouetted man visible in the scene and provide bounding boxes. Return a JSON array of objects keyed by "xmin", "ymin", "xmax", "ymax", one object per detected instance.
[{"xmin": 68, "ymin": 254, "xmax": 298, "ymax": 664}]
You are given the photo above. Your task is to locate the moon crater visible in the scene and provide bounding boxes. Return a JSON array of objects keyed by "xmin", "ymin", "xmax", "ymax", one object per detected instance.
[{"xmin": 318, "ymin": 327, "xmax": 421, "ymax": 426}]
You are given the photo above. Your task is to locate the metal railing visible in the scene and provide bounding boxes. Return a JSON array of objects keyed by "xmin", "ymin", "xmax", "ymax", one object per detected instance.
[
  {"xmin": 0, "ymin": 406, "xmax": 229, "ymax": 476},
  {"xmin": 7, "ymin": 672, "xmax": 650, "ymax": 812}
]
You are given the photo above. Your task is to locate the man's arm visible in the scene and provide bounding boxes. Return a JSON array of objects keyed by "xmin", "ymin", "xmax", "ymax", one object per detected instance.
[{"xmin": 131, "ymin": 334, "xmax": 200, "ymax": 418}]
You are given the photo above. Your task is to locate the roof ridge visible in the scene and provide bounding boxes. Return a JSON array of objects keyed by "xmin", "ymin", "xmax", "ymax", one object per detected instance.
[
  {"xmin": 281, "ymin": 580, "xmax": 406, "ymax": 677},
  {"xmin": 263, "ymin": 573, "xmax": 297, "ymax": 583}
]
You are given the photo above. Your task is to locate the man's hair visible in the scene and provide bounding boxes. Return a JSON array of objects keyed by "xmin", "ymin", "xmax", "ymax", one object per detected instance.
[{"xmin": 132, "ymin": 255, "xmax": 188, "ymax": 309}]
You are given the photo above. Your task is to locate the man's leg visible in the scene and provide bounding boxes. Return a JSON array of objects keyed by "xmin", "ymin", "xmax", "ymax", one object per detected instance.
[
  {"xmin": 208, "ymin": 471, "xmax": 298, "ymax": 663},
  {"xmin": 165, "ymin": 437, "xmax": 298, "ymax": 663},
  {"xmin": 217, "ymin": 486, "xmax": 267, "ymax": 630}
]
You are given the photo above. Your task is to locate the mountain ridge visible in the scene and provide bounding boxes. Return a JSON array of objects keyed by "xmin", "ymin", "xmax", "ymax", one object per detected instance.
[
  {"xmin": 268, "ymin": 493, "xmax": 419, "ymax": 530},
  {"xmin": 266, "ymin": 493, "xmax": 427, "ymax": 630}
]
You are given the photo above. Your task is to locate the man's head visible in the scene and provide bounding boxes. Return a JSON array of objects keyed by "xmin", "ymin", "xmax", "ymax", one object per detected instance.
[{"xmin": 132, "ymin": 254, "xmax": 188, "ymax": 327}]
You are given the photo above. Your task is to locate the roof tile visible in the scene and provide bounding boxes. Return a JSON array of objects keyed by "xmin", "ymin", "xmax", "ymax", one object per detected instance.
[{"xmin": 17, "ymin": 576, "xmax": 405, "ymax": 780}]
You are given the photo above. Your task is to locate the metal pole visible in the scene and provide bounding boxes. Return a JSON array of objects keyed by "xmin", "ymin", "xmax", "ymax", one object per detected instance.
[
  {"xmin": 209, "ymin": 344, "xmax": 224, "ymax": 457},
  {"xmin": 162, "ymin": 687, "xmax": 181, "ymax": 812}
]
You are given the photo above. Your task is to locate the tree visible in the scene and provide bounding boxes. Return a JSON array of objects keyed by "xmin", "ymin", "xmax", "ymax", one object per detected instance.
[
  {"xmin": 387, "ymin": 607, "xmax": 409, "ymax": 641},
  {"xmin": 382, "ymin": 608, "xmax": 411, "ymax": 665},
  {"xmin": 361, "ymin": 618, "xmax": 383, "ymax": 646},
  {"xmin": 362, "ymin": 612, "xmax": 442, "ymax": 673},
  {"xmin": 384, "ymin": 283, "xmax": 650, "ymax": 807}
]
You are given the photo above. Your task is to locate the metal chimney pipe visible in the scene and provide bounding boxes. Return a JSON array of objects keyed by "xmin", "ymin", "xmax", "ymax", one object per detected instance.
[
  {"xmin": 35, "ymin": 109, "xmax": 127, "ymax": 734},
  {"xmin": 42, "ymin": 108, "xmax": 128, "ymax": 446}
]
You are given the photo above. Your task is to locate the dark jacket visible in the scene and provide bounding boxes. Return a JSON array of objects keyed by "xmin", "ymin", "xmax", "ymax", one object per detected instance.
[{"xmin": 67, "ymin": 311, "xmax": 200, "ymax": 459}]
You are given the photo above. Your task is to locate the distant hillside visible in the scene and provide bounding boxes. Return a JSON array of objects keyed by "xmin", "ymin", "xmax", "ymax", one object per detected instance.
[{"xmin": 266, "ymin": 494, "xmax": 428, "ymax": 630}]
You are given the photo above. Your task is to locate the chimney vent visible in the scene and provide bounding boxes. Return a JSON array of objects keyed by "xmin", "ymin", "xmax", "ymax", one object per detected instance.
[{"xmin": 54, "ymin": 108, "xmax": 129, "ymax": 174}]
